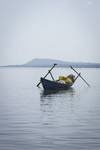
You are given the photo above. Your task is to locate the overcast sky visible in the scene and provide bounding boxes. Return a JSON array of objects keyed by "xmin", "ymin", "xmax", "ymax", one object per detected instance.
[{"xmin": 0, "ymin": 0, "xmax": 100, "ymax": 65}]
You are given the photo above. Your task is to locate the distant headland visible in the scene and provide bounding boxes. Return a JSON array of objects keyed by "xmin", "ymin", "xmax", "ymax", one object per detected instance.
[{"xmin": 1, "ymin": 58, "xmax": 100, "ymax": 68}]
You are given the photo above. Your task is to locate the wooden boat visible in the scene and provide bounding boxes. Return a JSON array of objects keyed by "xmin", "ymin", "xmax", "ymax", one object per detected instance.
[
  {"xmin": 37, "ymin": 64, "xmax": 90, "ymax": 91},
  {"xmin": 40, "ymin": 77, "xmax": 73, "ymax": 90}
]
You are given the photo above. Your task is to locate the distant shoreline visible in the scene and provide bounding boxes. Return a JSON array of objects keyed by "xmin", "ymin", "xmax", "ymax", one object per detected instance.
[
  {"xmin": 1, "ymin": 58, "xmax": 100, "ymax": 68},
  {"xmin": 0, "ymin": 66, "xmax": 100, "ymax": 69}
]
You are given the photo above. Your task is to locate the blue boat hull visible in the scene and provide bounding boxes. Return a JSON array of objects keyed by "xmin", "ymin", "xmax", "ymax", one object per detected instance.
[{"xmin": 41, "ymin": 77, "xmax": 73, "ymax": 90}]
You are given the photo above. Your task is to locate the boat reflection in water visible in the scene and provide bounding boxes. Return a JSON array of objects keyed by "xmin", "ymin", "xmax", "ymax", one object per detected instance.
[
  {"xmin": 40, "ymin": 88, "xmax": 75, "ymax": 109},
  {"xmin": 41, "ymin": 87, "xmax": 75, "ymax": 97},
  {"xmin": 40, "ymin": 88, "xmax": 76, "ymax": 126}
]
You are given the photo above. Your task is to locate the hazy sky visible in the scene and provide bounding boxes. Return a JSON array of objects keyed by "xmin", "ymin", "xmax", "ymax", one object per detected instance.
[{"xmin": 0, "ymin": 0, "xmax": 100, "ymax": 65}]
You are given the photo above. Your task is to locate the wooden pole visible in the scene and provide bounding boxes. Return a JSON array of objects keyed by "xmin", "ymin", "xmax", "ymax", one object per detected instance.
[
  {"xmin": 70, "ymin": 66, "xmax": 90, "ymax": 87},
  {"xmin": 74, "ymin": 73, "xmax": 81, "ymax": 83},
  {"xmin": 37, "ymin": 64, "xmax": 57, "ymax": 87},
  {"xmin": 49, "ymin": 72, "xmax": 55, "ymax": 81}
]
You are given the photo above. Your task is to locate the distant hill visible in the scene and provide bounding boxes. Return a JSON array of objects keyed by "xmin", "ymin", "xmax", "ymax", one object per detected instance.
[
  {"xmin": 22, "ymin": 58, "xmax": 100, "ymax": 68},
  {"xmin": 23, "ymin": 58, "xmax": 67, "ymax": 67},
  {"xmin": 2, "ymin": 58, "xmax": 100, "ymax": 68}
]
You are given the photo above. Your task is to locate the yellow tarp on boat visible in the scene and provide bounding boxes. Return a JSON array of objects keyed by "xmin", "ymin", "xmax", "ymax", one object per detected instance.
[{"xmin": 58, "ymin": 74, "xmax": 75, "ymax": 84}]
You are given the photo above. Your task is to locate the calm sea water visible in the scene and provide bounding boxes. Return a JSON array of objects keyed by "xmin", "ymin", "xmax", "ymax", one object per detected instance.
[{"xmin": 0, "ymin": 67, "xmax": 100, "ymax": 150}]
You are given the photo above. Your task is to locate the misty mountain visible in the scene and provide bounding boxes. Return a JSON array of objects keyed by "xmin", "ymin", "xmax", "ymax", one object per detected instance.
[
  {"xmin": 2, "ymin": 58, "xmax": 100, "ymax": 68},
  {"xmin": 22, "ymin": 58, "xmax": 100, "ymax": 68}
]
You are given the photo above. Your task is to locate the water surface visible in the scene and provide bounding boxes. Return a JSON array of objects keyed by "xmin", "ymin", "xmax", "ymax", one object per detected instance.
[{"xmin": 0, "ymin": 67, "xmax": 100, "ymax": 150}]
